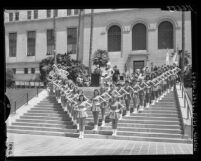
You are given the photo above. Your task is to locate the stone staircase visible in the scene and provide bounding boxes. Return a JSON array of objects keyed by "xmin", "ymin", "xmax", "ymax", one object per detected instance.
[{"xmin": 7, "ymin": 90, "xmax": 191, "ymax": 143}]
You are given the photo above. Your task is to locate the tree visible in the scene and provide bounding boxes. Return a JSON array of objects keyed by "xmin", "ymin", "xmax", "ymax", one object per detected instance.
[
  {"xmin": 6, "ymin": 68, "xmax": 15, "ymax": 88},
  {"xmin": 93, "ymin": 49, "xmax": 109, "ymax": 67},
  {"xmin": 39, "ymin": 52, "xmax": 88, "ymax": 84}
]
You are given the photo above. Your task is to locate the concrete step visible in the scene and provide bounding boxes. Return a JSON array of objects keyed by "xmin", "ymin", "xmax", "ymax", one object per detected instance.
[
  {"xmin": 117, "ymin": 122, "xmax": 181, "ymax": 129},
  {"xmin": 116, "ymin": 127, "xmax": 182, "ymax": 134},
  {"xmin": 20, "ymin": 116, "xmax": 72, "ymax": 121},
  {"xmin": 122, "ymin": 116, "xmax": 180, "ymax": 121},
  {"xmin": 35, "ymin": 104, "xmax": 61, "ymax": 107},
  {"xmin": 24, "ymin": 112, "xmax": 68, "ymax": 117},
  {"xmin": 12, "ymin": 122, "xmax": 77, "ymax": 129},
  {"xmin": 145, "ymin": 107, "xmax": 178, "ymax": 111},
  {"xmin": 118, "ymin": 119, "xmax": 180, "ymax": 125},
  {"xmin": 130, "ymin": 113, "xmax": 179, "ymax": 118},
  {"xmin": 27, "ymin": 110, "xmax": 65, "ymax": 114},
  {"xmin": 142, "ymin": 109, "xmax": 178, "ymax": 114},
  {"xmin": 84, "ymin": 134, "xmax": 190, "ymax": 144},
  {"xmin": 30, "ymin": 107, "xmax": 64, "ymax": 111},
  {"xmin": 16, "ymin": 119, "xmax": 74, "ymax": 125},
  {"xmin": 116, "ymin": 131, "xmax": 182, "ymax": 138},
  {"xmin": 8, "ymin": 126, "xmax": 78, "ymax": 133},
  {"xmin": 7, "ymin": 129, "xmax": 79, "ymax": 138}
]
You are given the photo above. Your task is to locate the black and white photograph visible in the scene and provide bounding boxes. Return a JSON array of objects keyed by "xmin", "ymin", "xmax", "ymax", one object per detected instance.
[{"xmin": 4, "ymin": 8, "xmax": 193, "ymax": 157}]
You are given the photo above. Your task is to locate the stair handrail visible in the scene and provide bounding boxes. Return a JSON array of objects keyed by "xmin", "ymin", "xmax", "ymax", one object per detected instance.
[
  {"xmin": 179, "ymin": 76, "xmax": 192, "ymax": 120},
  {"xmin": 178, "ymin": 76, "xmax": 193, "ymax": 140}
]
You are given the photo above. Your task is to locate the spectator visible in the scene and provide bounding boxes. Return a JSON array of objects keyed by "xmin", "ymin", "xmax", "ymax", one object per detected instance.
[{"xmin": 112, "ymin": 65, "xmax": 120, "ymax": 83}]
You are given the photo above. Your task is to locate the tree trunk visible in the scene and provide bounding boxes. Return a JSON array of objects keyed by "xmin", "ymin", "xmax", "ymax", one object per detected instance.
[
  {"xmin": 77, "ymin": 9, "xmax": 82, "ymax": 61},
  {"xmin": 88, "ymin": 9, "xmax": 94, "ymax": 75}
]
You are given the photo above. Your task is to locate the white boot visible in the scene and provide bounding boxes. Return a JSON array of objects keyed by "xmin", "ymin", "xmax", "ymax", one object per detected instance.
[
  {"xmin": 119, "ymin": 114, "xmax": 122, "ymax": 120},
  {"xmin": 77, "ymin": 124, "xmax": 79, "ymax": 130},
  {"xmin": 151, "ymin": 100, "xmax": 155, "ymax": 105},
  {"xmin": 58, "ymin": 98, "xmax": 61, "ymax": 103},
  {"xmin": 133, "ymin": 108, "xmax": 138, "ymax": 114},
  {"xmin": 139, "ymin": 106, "xmax": 144, "ymax": 112},
  {"xmin": 112, "ymin": 129, "xmax": 117, "ymax": 136},
  {"xmin": 125, "ymin": 111, "xmax": 130, "ymax": 116},
  {"xmin": 78, "ymin": 131, "xmax": 82, "ymax": 139},
  {"xmin": 93, "ymin": 125, "xmax": 98, "ymax": 131},
  {"xmin": 101, "ymin": 121, "xmax": 105, "ymax": 127},
  {"xmin": 146, "ymin": 103, "xmax": 150, "ymax": 108}
]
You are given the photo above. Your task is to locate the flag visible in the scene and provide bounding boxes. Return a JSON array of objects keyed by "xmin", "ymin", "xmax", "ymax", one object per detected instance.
[{"xmin": 166, "ymin": 50, "xmax": 170, "ymax": 65}]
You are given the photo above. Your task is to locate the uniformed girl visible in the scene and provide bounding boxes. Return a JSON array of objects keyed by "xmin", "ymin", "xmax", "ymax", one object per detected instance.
[
  {"xmin": 108, "ymin": 95, "xmax": 124, "ymax": 136},
  {"xmin": 124, "ymin": 80, "xmax": 131, "ymax": 116},
  {"xmin": 144, "ymin": 74, "xmax": 152, "ymax": 108},
  {"xmin": 74, "ymin": 94, "xmax": 88, "ymax": 139},
  {"xmin": 99, "ymin": 85, "xmax": 108, "ymax": 126},
  {"xmin": 91, "ymin": 89, "xmax": 101, "ymax": 131}
]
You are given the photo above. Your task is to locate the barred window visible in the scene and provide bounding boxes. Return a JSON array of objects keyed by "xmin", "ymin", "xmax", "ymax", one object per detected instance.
[
  {"xmin": 9, "ymin": 13, "xmax": 13, "ymax": 21},
  {"xmin": 74, "ymin": 9, "xmax": 79, "ymax": 15},
  {"xmin": 67, "ymin": 28, "xmax": 77, "ymax": 54},
  {"xmin": 9, "ymin": 33, "xmax": 17, "ymax": 57},
  {"xmin": 67, "ymin": 9, "xmax": 71, "ymax": 16},
  {"xmin": 47, "ymin": 29, "xmax": 55, "ymax": 55},
  {"xmin": 27, "ymin": 11, "xmax": 32, "ymax": 20},
  {"xmin": 27, "ymin": 31, "xmax": 36, "ymax": 56},
  {"xmin": 53, "ymin": 9, "xmax": 58, "ymax": 17},
  {"xmin": 47, "ymin": 10, "xmax": 51, "ymax": 18},
  {"xmin": 12, "ymin": 68, "xmax": 16, "ymax": 74},
  {"xmin": 132, "ymin": 23, "xmax": 146, "ymax": 50},
  {"xmin": 31, "ymin": 68, "xmax": 35, "ymax": 74},
  {"xmin": 158, "ymin": 21, "xmax": 173, "ymax": 49},
  {"xmin": 34, "ymin": 10, "xmax": 38, "ymax": 19},
  {"xmin": 15, "ymin": 12, "xmax": 19, "ymax": 21},
  {"xmin": 108, "ymin": 25, "xmax": 121, "ymax": 52},
  {"xmin": 24, "ymin": 68, "xmax": 28, "ymax": 74}
]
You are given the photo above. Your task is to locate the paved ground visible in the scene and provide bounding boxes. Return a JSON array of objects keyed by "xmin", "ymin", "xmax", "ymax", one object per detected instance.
[{"xmin": 7, "ymin": 133, "xmax": 193, "ymax": 156}]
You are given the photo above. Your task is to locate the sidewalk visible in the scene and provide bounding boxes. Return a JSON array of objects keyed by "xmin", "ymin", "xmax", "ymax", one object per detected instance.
[{"xmin": 7, "ymin": 133, "xmax": 193, "ymax": 156}]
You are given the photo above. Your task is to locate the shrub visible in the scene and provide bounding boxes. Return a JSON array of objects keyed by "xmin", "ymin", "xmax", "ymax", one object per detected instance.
[
  {"xmin": 93, "ymin": 49, "xmax": 109, "ymax": 68},
  {"xmin": 6, "ymin": 68, "xmax": 15, "ymax": 88}
]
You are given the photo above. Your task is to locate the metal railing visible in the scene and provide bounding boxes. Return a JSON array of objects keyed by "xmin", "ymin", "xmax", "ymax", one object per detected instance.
[
  {"xmin": 178, "ymin": 76, "xmax": 193, "ymax": 139},
  {"xmin": 9, "ymin": 87, "xmax": 43, "ymax": 114}
]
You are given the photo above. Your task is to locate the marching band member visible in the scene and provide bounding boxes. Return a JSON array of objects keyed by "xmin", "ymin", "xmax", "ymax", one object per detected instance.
[
  {"xmin": 138, "ymin": 78, "xmax": 145, "ymax": 112},
  {"xmin": 131, "ymin": 79, "xmax": 140, "ymax": 114},
  {"xmin": 91, "ymin": 89, "xmax": 101, "ymax": 131},
  {"xmin": 108, "ymin": 94, "xmax": 124, "ymax": 136},
  {"xmin": 116, "ymin": 81, "xmax": 125, "ymax": 119},
  {"xmin": 151, "ymin": 72, "xmax": 158, "ymax": 105},
  {"xmin": 144, "ymin": 74, "xmax": 152, "ymax": 109},
  {"xmin": 124, "ymin": 80, "xmax": 132, "ymax": 116},
  {"xmin": 99, "ymin": 85, "xmax": 108, "ymax": 127},
  {"xmin": 74, "ymin": 94, "xmax": 89, "ymax": 139}
]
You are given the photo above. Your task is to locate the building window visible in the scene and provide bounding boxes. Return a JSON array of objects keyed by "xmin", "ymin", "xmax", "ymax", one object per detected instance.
[
  {"xmin": 27, "ymin": 11, "xmax": 32, "ymax": 20},
  {"xmin": 67, "ymin": 9, "xmax": 71, "ymax": 16},
  {"xmin": 31, "ymin": 68, "xmax": 35, "ymax": 74},
  {"xmin": 158, "ymin": 21, "xmax": 173, "ymax": 49},
  {"xmin": 9, "ymin": 33, "xmax": 17, "ymax": 57},
  {"xmin": 132, "ymin": 23, "xmax": 147, "ymax": 50},
  {"xmin": 9, "ymin": 13, "xmax": 13, "ymax": 21},
  {"xmin": 27, "ymin": 31, "xmax": 36, "ymax": 56},
  {"xmin": 74, "ymin": 9, "xmax": 79, "ymax": 15},
  {"xmin": 108, "ymin": 25, "xmax": 121, "ymax": 52},
  {"xmin": 12, "ymin": 68, "xmax": 16, "ymax": 74},
  {"xmin": 47, "ymin": 10, "xmax": 51, "ymax": 18},
  {"xmin": 53, "ymin": 9, "xmax": 58, "ymax": 17},
  {"xmin": 24, "ymin": 68, "xmax": 28, "ymax": 74},
  {"xmin": 67, "ymin": 28, "xmax": 77, "ymax": 54},
  {"xmin": 15, "ymin": 12, "xmax": 19, "ymax": 21},
  {"xmin": 47, "ymin": 29, "xmax": 55, "ymax": 55},
  {"xmin": 34, "ymin": 10, "xmax": 38, "ymax": 19}
]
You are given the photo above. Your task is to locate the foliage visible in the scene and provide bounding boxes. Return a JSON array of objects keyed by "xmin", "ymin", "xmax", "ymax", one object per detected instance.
[
  {"xmin": 6, "ymin": 68, "xmax": 15, "ymax": 88},
  {"xmin": 39, "ymin": 52, "xmax": 89, "ymax": 84},
  {"xmin": 93, "ymin": 49, "xmax": 109, "ymax": 68}
]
